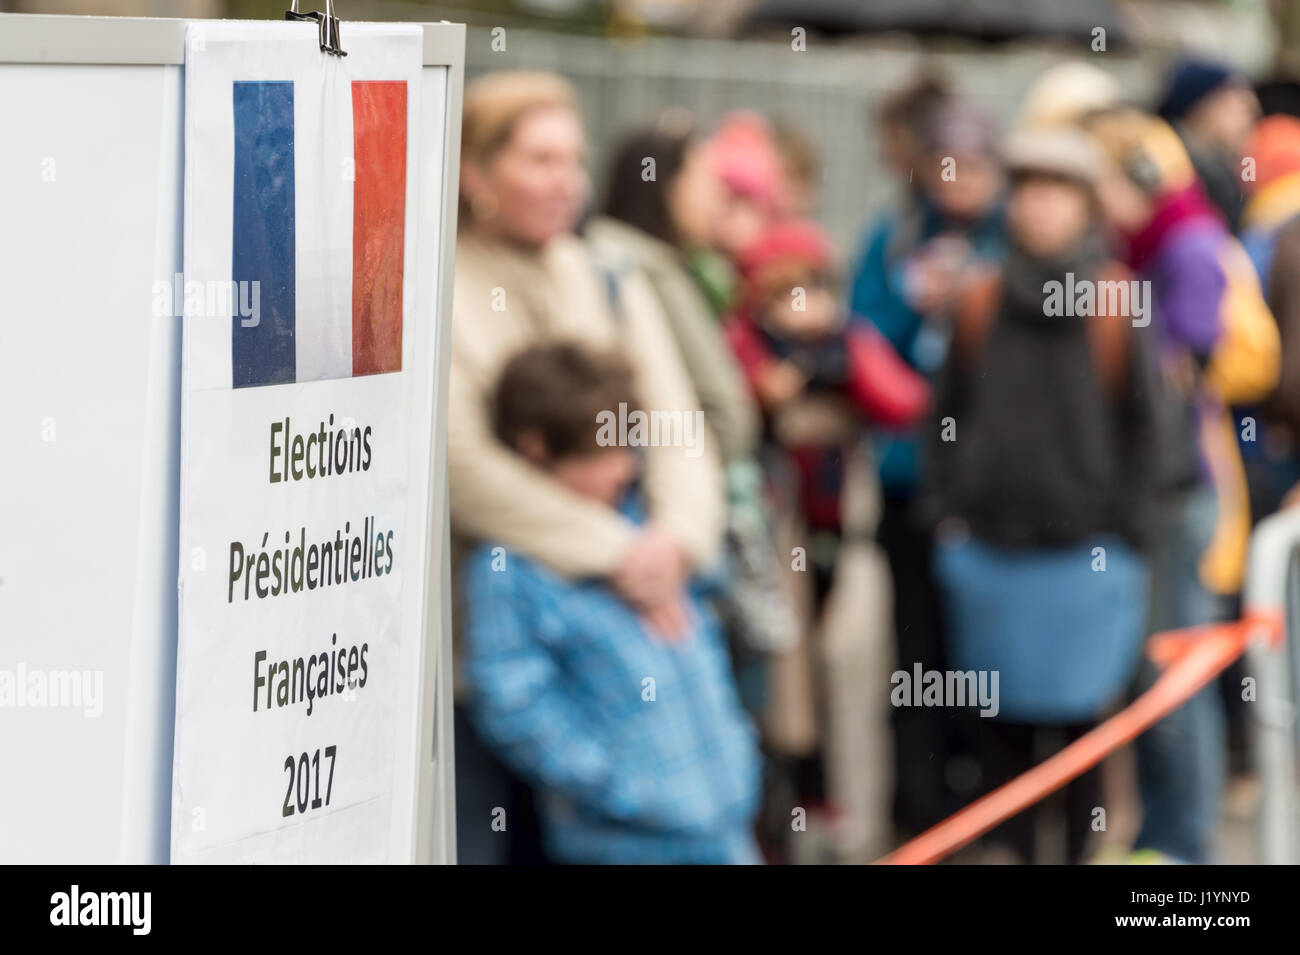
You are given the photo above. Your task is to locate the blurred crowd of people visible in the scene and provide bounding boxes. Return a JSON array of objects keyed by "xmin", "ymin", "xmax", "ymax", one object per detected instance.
[{"xmin": 446, "ymin": 53, "xmax": 1300, "ymax": 864}]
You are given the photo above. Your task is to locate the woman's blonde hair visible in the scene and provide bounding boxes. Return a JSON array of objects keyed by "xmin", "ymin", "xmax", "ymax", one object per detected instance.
[
  {"xmin": 460, "ymin": 70, "xmax": 579, "ymax": 166},
  {"xmin": 1084, "ymin": 107, "xmax": 1197, "ymax": 194}
]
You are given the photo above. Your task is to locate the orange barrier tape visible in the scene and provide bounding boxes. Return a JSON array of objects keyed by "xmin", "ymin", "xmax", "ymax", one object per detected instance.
[{"xmin": 876, "ymin": 611, "xmax": 1281, "ymax": 865}]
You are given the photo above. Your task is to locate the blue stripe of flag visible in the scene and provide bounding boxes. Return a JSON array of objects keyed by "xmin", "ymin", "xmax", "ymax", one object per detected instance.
[{"xmin": 232, "ymin": 81, "xmax": 295, "ymax": 388}]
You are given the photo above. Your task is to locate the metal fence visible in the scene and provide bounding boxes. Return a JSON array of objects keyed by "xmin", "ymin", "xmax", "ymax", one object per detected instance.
[
  {"xmin": 464, "ymin": 26, "xmax": 1160, "ymax": 249},
  {"xmin": 0, "ymin": 5, "xmax": 1243, "ymax": 247}
]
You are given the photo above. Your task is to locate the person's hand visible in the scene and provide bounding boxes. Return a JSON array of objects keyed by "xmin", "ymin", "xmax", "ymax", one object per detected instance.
[
  {"xmin": 906, "ymin": 259, "xmax": 954, "ymax": 314},
  {"xmin": 637, "ymin": 592, "xmax": 692, "ymax": 643},
  {"xmin": 906, "ymin": 237, "xmax": 973, "ymax": 315},
  {"xmin": 613, "ymin": 525, "xmax": 688, "ymax": 610},
  {"xmin": 756, "ymin": 359, "xmax": 806, "ymax": 409},
  {"xmin": 613, "ymin": 526, "xmax": 692, "ymax": 643}
]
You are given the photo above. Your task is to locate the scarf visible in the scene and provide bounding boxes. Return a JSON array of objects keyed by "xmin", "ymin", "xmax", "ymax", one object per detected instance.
[
  {"xmin": 1001, "ymin": 230, "xmax": 1111, "ymax": 327},
  {"xmin": 1124, "ymin": 181, "xmax": 1222, "ymax": 271}
]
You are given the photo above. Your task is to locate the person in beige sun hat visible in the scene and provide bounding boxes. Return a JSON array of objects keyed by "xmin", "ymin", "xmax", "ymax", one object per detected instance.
[{"xmin": 1017, "ymin": 60, "xmax": 1125, "ymax": 131}]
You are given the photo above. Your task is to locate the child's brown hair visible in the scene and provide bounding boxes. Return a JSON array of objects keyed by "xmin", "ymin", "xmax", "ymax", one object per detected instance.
[{"xmin": 492, "ymin": 342, "xmax": 638, "ymax": 459}]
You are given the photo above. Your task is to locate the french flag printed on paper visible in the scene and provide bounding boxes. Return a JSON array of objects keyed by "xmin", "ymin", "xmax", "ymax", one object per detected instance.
[
  {"xmin": 231, "ymin": 80, "xmax": 407, "ymax": 387},
  {"xmin": 182, "ymin": 22, "xmax": 422, "ymax": 393}
]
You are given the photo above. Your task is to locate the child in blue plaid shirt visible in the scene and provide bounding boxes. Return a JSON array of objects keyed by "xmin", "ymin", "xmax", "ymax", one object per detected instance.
[{"xmin": 461, "ymin": 342, "xmax": 763, "ymax": 864}]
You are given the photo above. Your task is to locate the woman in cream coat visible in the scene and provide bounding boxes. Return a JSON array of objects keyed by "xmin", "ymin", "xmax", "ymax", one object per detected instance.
[{"xmin": 449, "ymin": 71, "xmax": 725, "ymax": 862}]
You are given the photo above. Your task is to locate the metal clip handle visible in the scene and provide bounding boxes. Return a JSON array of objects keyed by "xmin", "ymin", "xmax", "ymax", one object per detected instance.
[{"xmin": 285, "ymin": 0, "xmax": 346, "ymax": 57}]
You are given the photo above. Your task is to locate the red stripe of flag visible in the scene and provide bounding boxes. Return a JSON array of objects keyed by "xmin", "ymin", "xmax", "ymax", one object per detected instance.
[{"xmin": 351, "ymin": 80, "xmax": 407, "ymax": 376}]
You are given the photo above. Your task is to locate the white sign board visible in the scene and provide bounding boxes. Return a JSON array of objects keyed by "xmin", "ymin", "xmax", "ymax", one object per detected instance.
[
  {"xmin": 0, "ymin": 13, "xmax": 461, "ymax": 865},
  {"xmin": 171, "ymin": 22, "xmax": 436, "ymax": 863}
]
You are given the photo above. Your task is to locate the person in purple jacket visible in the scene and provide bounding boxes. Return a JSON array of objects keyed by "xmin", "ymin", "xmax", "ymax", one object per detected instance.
[{"xmin": 1087, "ymin": 108, "xmax": 1229, "ymax": 863}]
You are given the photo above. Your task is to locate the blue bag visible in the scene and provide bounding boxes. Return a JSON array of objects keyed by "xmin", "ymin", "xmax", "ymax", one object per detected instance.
[{"xmin": 934, "ymin": 532, "xmax": 1149, "ymax": 724}]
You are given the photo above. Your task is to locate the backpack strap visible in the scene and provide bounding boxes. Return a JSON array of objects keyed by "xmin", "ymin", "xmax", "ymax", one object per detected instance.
[
  {"xmin": 1087, "ymin": 262, "xmax": 1135, "ymax": 397},
  {"xmin": 952, "ymin": 261, "xmax": 1134, "ymax": 398},
  {"xmin": 950, "ymin": 266, "xmax": 1003, "ymax": 362}
]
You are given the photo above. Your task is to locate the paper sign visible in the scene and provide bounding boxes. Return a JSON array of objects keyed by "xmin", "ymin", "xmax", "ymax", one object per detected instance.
[{"xmin": 172, "ymin": 21, "xmax": 426, "ymax": 863}]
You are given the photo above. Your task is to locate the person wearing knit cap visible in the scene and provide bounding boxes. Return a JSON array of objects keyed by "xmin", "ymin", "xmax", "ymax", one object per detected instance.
[
  {"xmin": 706, "ymin": 111, "xmax": 791, "ymax": 261},
  {"xmin": 1159, "ymin": 56, "xmax": 1261, "ymax": 231},
  {"xmin": 847, "ymin": 93, "xmax": 1005, "ymax": 839},
  {"xmin": 728, "ymin": 220, "xmax": 929, "ymax": 435},
  {"xmin": 728, "ymin": 218, "xmax": 929, "ymax": 546},
  {"xmin": 1241, "ymin": 114, "xmax": 1300, "ymax": 277},
  {"xmin": 1237, "ymin": 115, "xmax": 1300, "ymax": 517},
  {"xmin": 1214, "ymin": 114, "xmax": 1300, "ymax": 853},
  {"xmin": 724, "ymin": 220, "xmax": 929, "ymax": 837},
  {"xmin": 1159, "ymin": 58, "xmax": 1241, "ymax": 123},
  {"xmin": 917, "ymin": 98, "xmax": 1003, "ymax": 224}
]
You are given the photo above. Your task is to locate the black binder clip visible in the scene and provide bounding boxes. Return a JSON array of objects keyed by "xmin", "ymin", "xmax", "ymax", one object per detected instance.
[{"xmin": 286, "ymin": 0, "xmax": 347, "ymax": 57}]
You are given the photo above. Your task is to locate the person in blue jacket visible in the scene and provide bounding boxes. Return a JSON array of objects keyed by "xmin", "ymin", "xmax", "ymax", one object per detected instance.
[
  {"xmin": 848, "ymin": 88, "xmax": 1005, "ymax": 836},
  {"xmin": 461, "ymin": 342, "xmax": 763, "ymax": 864}
]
